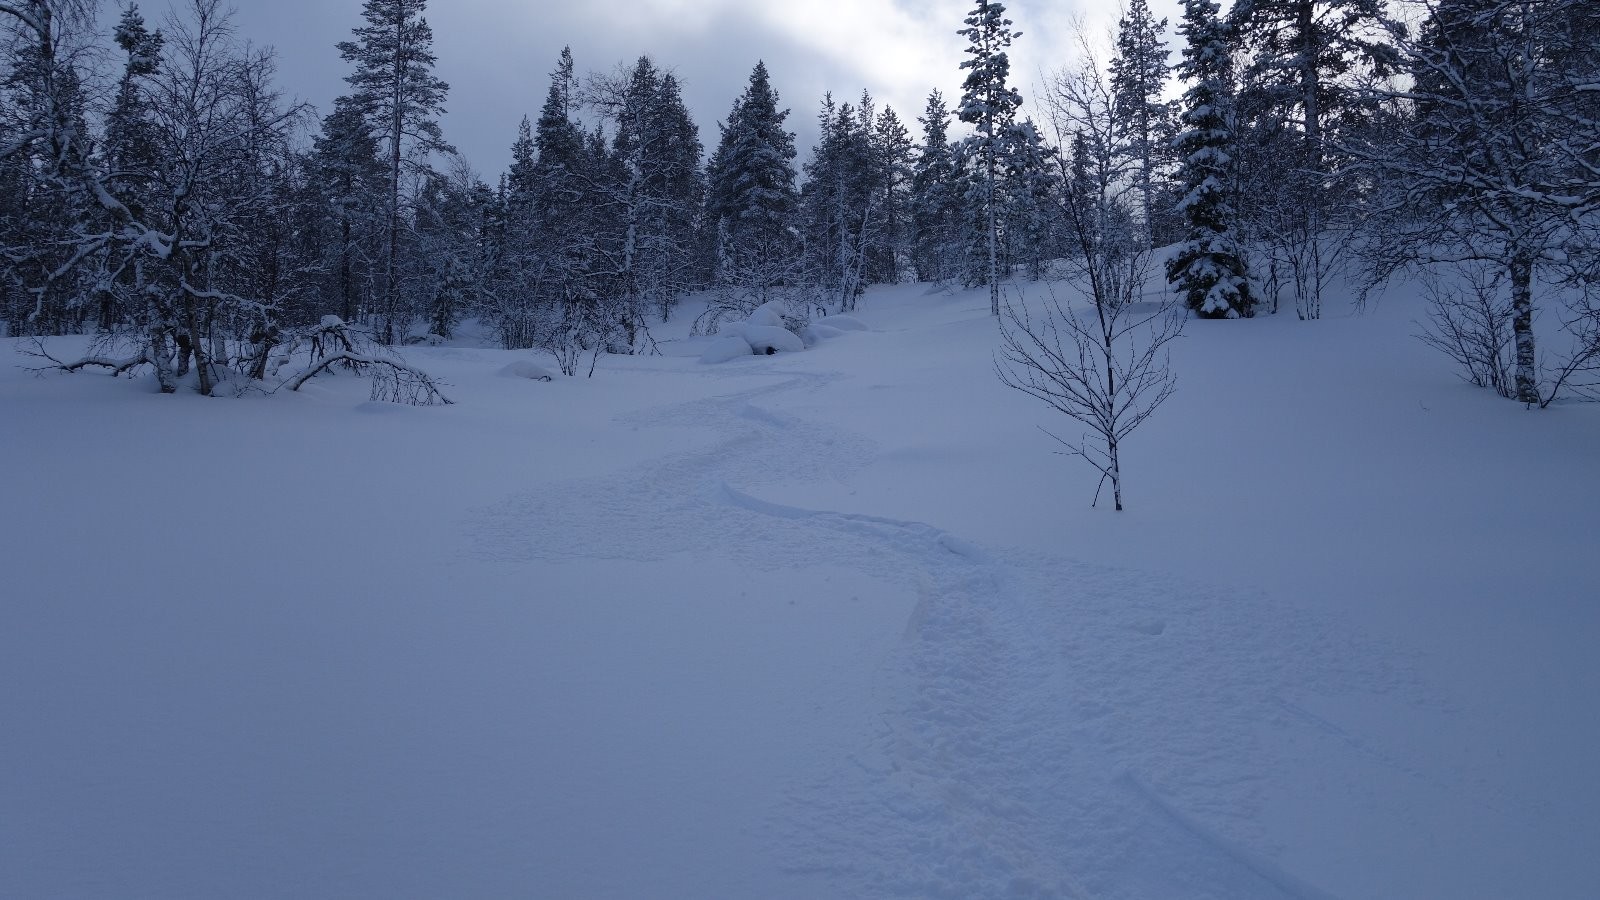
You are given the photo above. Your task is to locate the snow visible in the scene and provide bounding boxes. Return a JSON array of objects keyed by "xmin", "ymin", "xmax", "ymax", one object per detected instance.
[
  {"xmin": 698, "ymin": 333, "xmax": 754, "ymax": 363},
  {"xmin": 730, "ymin": 322, "xmax": 805, "ymax": 355},
  {"xmin": 746, "ymin": 299, "xmax": 790, "ymax": 329},
  {"xmin": 815, "ymin": 313, "xmax": 868, "ymax": 331},
  {"xmin": 2, "ymin": 278, "xmax": 1598, "ymax": 899},
  {"xmin": 496, "ymin": 359, "xmax": 555, "ymax": 380}
]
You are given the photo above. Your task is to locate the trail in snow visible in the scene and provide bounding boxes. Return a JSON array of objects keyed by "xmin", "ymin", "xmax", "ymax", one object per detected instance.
[{"xmin": 467, "ymin": 357, "xmax": 1440, "ymax": 899}]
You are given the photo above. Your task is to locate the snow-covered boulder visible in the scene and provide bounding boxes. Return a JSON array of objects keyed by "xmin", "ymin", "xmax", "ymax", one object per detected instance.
[
  {"xmin": 498, "ymin": 360, "xmax": 556, "ymax": 381},
  {"xmin": 699, "ymin": 334, "xmax": 755, "ymax": 364},
  {"xmin": 733, "ymin": 323, "xmax": 806, "ymax": 355}
]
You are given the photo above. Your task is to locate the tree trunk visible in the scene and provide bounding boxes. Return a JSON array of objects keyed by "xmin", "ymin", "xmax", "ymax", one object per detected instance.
[
  {"xmin": 987, "ymin": 151, "xmax": 1000, "ymax": 316},
  {"xmin": 1297, "ymin": 0, "xmax": 1321, "ymax": 167},
  {"xmin": 1510, "ymin": 252, "xmax": 1538, "ymax": 404},
  {"xmin": 339, "ymin": 214, "xmax": 354, "ymax": 322},
  {"xmin": 384, "ymin": 14, "xmax": 404, "ymax": 345}
]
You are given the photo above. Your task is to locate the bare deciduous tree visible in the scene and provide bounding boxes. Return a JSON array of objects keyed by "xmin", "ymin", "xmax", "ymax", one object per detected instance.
[{"xmin": 997, "ymin": 26, "xmax": 1185, "ymax": 511}]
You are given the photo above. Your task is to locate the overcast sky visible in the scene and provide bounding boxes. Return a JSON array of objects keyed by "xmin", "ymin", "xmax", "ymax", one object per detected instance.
[{"xmin": 156, "ymin": 0, "xmax": 1185, "ymax": 178}]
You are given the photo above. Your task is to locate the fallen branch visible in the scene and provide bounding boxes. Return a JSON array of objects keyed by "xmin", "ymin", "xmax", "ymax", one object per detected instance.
[
  {"xmin": 283, "ymin": 350, "xmax": 452, "ymax": 406},
  {"xmin": 19, "ymin": 338, "xmax": 150, "ymax": 377}
]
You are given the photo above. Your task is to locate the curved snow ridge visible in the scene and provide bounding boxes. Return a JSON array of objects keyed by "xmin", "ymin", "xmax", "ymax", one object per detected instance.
[
  {"xmin": 720, "ymin": 483, "xmax": 991, "ymax": 565},
  {"xmin": 1118, "ymin": 772, "xmax": 1343, "ymax": 900}
]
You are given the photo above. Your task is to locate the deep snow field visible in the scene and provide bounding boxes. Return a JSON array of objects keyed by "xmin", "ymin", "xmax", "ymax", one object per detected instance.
[{"xmin": 3, "ymin": 279, "xmax": 1598, "ymax": 899}]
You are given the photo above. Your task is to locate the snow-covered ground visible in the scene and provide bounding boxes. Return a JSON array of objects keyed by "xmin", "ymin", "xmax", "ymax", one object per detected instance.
[{"xmin": 3, "ymin": 280, "xmax": 1597, "ymax": 899}]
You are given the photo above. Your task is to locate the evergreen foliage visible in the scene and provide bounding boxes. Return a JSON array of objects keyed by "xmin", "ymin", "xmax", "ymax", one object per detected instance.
[
  {"xmin": 1108, "ymin": 0, "xmax": 1176, "ymax": 243},
  {"xmin": 956, "ymin": 0, "xmax": 1024, "ymax": 315},
  {"xmin": 702, "ymin": 61, "xmax": 800, "ymax": 319},
  {"xmin": 1167, "ymin": 0, "xmax": 1256, "ymax": 319},
  {"xmin": 337, "ymin": 0, "xmax": 452, "ymax": 344},
  {"xmin": 910, "ymin": 90, "xmax": 963, "ymax": 284}
]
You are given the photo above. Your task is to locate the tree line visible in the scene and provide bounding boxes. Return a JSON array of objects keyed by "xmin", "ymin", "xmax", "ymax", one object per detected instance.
[{"xmin": 1, "ymin": 0, "xmax": 1596, "ymax": 403}]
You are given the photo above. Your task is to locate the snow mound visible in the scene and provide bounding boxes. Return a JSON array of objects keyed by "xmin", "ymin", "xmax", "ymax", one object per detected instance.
[
  {"xmin": 699, "ymin": 334, "xmax": 755, "ymax": 364},
  {"xmin": 815, "ymin": 314, "xmax": 867, "ymax": 332},
  {"xmin": 747, "ymin": 300, "xmax": 790, "ymax": 329},
  {"xmin": 803, "ymin": 323, "xmax": 846, "ymax": 346},
  {"xmin": 700, "ymin": 301, "xmax": 808, "ymax": 363},
  {"xmin": 498, "ymin": 360, "xmax": 555, "ymax": 381},
  {"xmin": 733, "ymin": 323, "xmax": 805, "ymax": 355}
]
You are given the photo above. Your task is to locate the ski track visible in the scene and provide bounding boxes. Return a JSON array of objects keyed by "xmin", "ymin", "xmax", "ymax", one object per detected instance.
[{"xmin": 466, "ymin": 361, "xmax": 1439, "ymax": 899}]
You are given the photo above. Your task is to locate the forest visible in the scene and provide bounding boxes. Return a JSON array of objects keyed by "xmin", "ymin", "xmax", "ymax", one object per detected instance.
[
  {"xmin": 1, "ymin": 0, "xmax": 1596, "ymax": 405},
  {"xmin": 5, "ymin": 3, "xmax": 1600, "ymax": 896}
]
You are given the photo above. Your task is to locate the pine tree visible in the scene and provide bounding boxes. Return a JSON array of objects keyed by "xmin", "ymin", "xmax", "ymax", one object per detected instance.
[
  {"xmin": 1109, "ymin": 0, "xmax": 1175, "ymax": 243},
  {"xmin": 337, "ymin": 0, "xmax": 452, "ymax": 344},
  {"xmin": 956, "ymin": 0, "xmax": 1024, "ymax": 315},
  {"xmin": 1168, "ymin": 0, "xmax": 1256, "ymax": 319},
  {"xmin": 1228, "ymin": 0, "xmax": 1397, "ymax": 169}
]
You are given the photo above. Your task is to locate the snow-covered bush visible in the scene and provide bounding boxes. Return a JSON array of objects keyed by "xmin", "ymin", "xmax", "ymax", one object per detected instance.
[
  {"xmin": 733, "ymin": 323, "xmax": 806, "ymax": 354},
  {"xmin": 699, "ymin": 300, "xmax": 810, "ymax": 363}
]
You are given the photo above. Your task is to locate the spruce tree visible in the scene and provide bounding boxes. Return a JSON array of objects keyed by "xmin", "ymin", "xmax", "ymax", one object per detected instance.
[
  {"xmin": 956, "ymin": 0, "xmax": 1024, "ymax": 315},
  {"xmin": 1168, "ymin": 0, "xmax": 1255, "ymax": 319},
  {"xmin": 311, "ymin": 96, "xmax": 385, "ymax": 323},
  {"xmin": 801, "ymin": 93, "xmax": 884, "ymax": 310},
  {"xmin": 531, "ymin": 48, "xmax": 594, "ymax": 331},
  {"xmin": 871, "ymin": 105, "xmax": 914, "ymax": 285},
  {"xmin": 588, "ymin": 55, "xmax": 703, "ymax": 341},
  {"xmin": 910, "ymin": 90, "xmax": 961, "ymax": 284},
  {"xmin": 337, "ymin": 0, "xmax": 452, "ymax": 344},
  {"xmin": 104, "ymin": 6, "xmax": 163, "ymax": 219},
  {"xmin": 1002, "ymin": 118, "xmax": 1060, "ymax": 282},
  {"xmin": 98, "ymin": 4, "xmax": 164, "ymax": 329},
  {"xmin": 703, "ymin": 61, "xmax": 800, "ymax": 304}
]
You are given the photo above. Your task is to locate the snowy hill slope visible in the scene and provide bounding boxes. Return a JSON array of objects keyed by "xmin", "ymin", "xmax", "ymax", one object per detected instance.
[{"xmin": 2, "ymin": 281, "xmax": 1597, "ymax": 899}]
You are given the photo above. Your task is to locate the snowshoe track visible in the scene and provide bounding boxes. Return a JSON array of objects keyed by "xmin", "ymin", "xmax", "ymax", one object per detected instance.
[{"xmin": 466, "ymin": 363, "xmax": 1430, "ymax": 899}]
